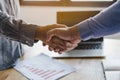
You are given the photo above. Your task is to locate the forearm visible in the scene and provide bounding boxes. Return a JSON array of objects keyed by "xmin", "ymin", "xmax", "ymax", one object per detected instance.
[
  {"xmin": 0, "ymin": 10, "xmax": 39, "ymax": 46},
  {"xmin": 68, "ymin": 25, "xmax": 81, "ymax": 43},
  {"xmin": 77, "ymin": 0, "xmax": 120, "ymax": 40}
]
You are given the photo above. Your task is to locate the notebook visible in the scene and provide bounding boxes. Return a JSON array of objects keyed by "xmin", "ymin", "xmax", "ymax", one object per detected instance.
[{"xmin": 50, "ymin": 11, "xmax": 104, "ymax": 58}]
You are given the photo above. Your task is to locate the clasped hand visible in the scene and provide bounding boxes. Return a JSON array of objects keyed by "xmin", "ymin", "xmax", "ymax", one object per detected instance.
[{"xmin": 35, "ymin": 24, "xmax": 81, "ymax": 54}]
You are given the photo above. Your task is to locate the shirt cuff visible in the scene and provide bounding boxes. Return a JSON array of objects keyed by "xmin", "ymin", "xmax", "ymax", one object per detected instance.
[
  {"xmin": 77, "ymin": 19, "xmax": 93, "ymax": 41},
  {"xmin": 20, "ymin": 24, "xmax": 39, "ymax": 46}
]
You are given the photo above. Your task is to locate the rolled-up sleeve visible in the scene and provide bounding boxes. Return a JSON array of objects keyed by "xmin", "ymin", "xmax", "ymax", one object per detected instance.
[
  {"xmin": 77, "ymin": 0, "xmax": 120, "ymax": 41},
  {"xmin": 0, "ymin": 10, "xmax": 39, "ymax": 46}
]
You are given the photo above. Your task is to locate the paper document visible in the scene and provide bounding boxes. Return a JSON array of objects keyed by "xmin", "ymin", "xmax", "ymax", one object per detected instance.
[{"xmin": 14, "ymin": 53, "xmax": 75, "ymax": 80}]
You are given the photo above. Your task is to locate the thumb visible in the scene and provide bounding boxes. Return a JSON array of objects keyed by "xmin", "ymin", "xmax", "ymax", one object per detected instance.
[{"xmin": 46, "ymin": 29, "xmax": 57, "ymax": 42}]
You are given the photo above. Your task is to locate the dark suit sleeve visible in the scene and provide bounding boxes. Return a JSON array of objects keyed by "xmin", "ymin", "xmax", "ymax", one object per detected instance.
[{"xmin": 0, "ymin": 10, "xmax": 39, "ymax": 46}]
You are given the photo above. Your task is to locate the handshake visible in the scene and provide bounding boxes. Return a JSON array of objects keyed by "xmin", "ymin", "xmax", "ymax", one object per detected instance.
[{"xmin": 35, "ymin": 24, "xmax": 81, "ymax": 54}]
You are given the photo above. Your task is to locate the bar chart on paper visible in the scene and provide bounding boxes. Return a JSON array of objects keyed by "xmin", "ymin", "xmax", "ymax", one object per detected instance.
[{"xmin": 14, "ymin": 53, "xmax": 75, "ymax": 80}]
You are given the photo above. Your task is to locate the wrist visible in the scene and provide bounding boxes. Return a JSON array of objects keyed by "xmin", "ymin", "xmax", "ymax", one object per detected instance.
[
  {"xmin": 35, "ymin": 27, "xmax": 45, "ymax": 41},
  {"xmin": 68, "ymin": 25, "xmax": 81, "ymax": 42}
]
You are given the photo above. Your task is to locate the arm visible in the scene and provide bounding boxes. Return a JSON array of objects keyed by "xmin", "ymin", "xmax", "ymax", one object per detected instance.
[
  {"xmin": 0, "ymin": 11, "xmax": 68, "ymax": 47},
  {"xmin": 46, "ymin": 1, "xmax": 120, "ymax": 53},
  {"xmin": 78, "ymin": 0, "xmax": 120, "ymax": 40},
  {"xmin": 47, "ymin": 25, "xmax": 81, "ymax": 53},
  {"xmin": 0, "ymin": 10, "xmax": 39, "ymax": 46}
]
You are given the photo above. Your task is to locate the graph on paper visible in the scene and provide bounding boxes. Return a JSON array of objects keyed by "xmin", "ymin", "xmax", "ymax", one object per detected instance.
[{"xmin": 14, "ymin": 53, "xmax": 75, "ymax": 80}]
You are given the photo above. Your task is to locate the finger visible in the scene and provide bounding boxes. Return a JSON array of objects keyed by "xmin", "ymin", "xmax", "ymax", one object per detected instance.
[
  {"xmin": 51, "ymin": 37, "xmax": 66, "ymax": 49},
  {"xmin": 48, "ymin": 41, "xmax": 65, "ymax": 53},
  {"xmin": 71, "ymin": 39, "xmax": 81, "ymax": 44},
  {"xmin": 48, "ymin": 46, "xmax": 54, "ymax": 51},
  {"xmin": 57, "ymin": 48, "xmax": 64, "ymax": 54},
  {"xmin": 65, "ymin": 42, "xmax": 74, "ymax": 47},
  {"xmin": 67, "ymin": 43, "xmax": 78, "ymax": 50},
  {"xmin": 50, "ymin": 34, "xmax": 78, "ymax": 48},
  {"xmin": 63, "ymin": 41, "xmax": 78, "ymax": 49},
  {"xmin": 49, "ymin": 43, "xmax": 65, "ymax": 53},
  {"xmin": 42, "ymin": 42, "xmax": 47, "ymax": 46},
  {"xmin": 48, "ymin": 42, "xmax": 61, "ymax": 52},
  {"xmin": 59, "ymin": 43, "xmax": 78, "ymax": 53},
  {"xmin": 49, "ymin": 41, "xmax": 74, "ymax": 53},
  {"xmin": 54, "ymin": 48, "xmax": 61, "ymax": 53}
]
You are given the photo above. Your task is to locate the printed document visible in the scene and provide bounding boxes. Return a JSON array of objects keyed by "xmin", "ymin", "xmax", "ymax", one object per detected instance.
[{"xmin": 14, "ymin": 53, "xmax": 75, "ymax": 80}]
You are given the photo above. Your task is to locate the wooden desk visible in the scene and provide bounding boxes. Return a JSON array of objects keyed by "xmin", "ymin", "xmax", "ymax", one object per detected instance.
[
  {"xmin": 0, "ymin": 59, "xmax": 105, "ymax": 80},
  {"xmin": 0, "ymin": 38, "xmax": 120, "ymax": 80}
]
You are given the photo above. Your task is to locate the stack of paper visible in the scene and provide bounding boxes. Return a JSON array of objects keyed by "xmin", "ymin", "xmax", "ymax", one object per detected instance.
[{"xmin": 14, "ymin": 53, "xmax": 75, "ymax": 80}]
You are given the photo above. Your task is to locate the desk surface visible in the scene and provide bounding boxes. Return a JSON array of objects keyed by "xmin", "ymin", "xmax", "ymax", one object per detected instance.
[
  {"xmin": 0, "ymin": 59, "xmax": 104, "ymax": 80},
  {"xmin": 0, "ymin": 38, "xmax": 120, "ymax": 80}
]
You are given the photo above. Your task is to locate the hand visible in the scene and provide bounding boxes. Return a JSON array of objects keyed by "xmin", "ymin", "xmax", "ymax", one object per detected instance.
[
  {"xmin": 46, "ymin": 25, "xmax": 81, "ymax": 53},
  {"xmin": 35, "ymin": 24, "xmax": 69, "ymax": 53},
  {"xmin": 46, "ymin": 36, "xmax": 77, "ymax": 53},
  {"xmin": 35, "ymin": 24, "xmax": 66, "ymax": 42}
]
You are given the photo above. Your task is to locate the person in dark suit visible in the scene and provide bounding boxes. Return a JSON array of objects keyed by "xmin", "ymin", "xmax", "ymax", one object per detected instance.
[{"xmin": 0, "ymin": 0, "xmax": 67, "ymax": 70}]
